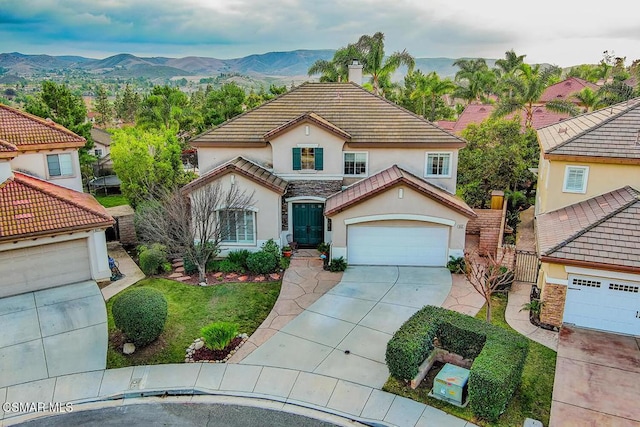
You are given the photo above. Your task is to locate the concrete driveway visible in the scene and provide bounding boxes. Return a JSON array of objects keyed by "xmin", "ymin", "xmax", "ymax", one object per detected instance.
[
  {"xmin": 551, "ymin": 326, "xmax": 640, "ymax": 427},
  {"xmin": 240, "ymin": 266, "xmax": 452, "ymax": 389}
]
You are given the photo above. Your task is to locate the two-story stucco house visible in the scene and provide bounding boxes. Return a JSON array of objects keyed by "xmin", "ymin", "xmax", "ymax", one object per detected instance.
[
  {"xmin": 534, "ymin": 98, "xmax": 640, "ymax": 336},
  {"xmin": 188, "ymin": 69, "xmax": 476, "ymax": 267},
  {"xmin": 0, "ymin": 104, "xmax": 114, "ymax": 387}
]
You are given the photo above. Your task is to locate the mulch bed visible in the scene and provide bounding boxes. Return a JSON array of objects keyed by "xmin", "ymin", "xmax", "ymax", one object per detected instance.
[{"xmin": 191, "ymin": 336, "xmax": 244, "ymax": 362}]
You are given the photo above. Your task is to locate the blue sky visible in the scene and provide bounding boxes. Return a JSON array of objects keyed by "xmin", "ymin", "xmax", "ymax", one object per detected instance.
[{"xmin": 0, "ymin": 0, "xmax": 638, "ymax": 67}]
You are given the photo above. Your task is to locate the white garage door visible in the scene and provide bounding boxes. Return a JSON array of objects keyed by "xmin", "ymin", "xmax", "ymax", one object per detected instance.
[
  {"xmin": 0, "ymin": 239, "xmax": 91, "ymax": 298},
  {"xmin": 347, "ymin": 225, "xmax": 448, "ymax": 266},
  {"xmin": 565, "ymin": 275, "xmax": 640, "ymax": 335}
]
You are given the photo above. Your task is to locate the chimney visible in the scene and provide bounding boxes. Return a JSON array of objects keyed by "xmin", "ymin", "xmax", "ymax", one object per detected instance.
[
  {"xmin": 348, "ymin": 60, "xmax": 363, "ymax": 85},
  {"xmin": 490, "ymin": 190, "xmax": 505, "ymax": 210}
]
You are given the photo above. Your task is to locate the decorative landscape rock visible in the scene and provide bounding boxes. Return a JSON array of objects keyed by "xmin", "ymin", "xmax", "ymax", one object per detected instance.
[
  {"xmin": 123, "ymin": 343, "xmax": 136, "ymax": 355},
  {"xmin": 184, "ymin": 334, "xmax": 248, "ymax": 363}
]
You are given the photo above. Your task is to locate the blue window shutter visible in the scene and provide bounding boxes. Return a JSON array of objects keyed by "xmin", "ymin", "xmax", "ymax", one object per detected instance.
[
  {"xmin": 292, "ymin": 147, "xmax": 301, "ymax": 170},
  {"xmin": 315, "ymin": 147, "xmax": 323, "ymax": 170}
]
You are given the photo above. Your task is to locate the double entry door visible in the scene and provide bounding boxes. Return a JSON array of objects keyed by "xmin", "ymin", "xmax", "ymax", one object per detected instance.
[{"xmin": 293, "ymin": 203, "xmax": 324, "ymax": 247}]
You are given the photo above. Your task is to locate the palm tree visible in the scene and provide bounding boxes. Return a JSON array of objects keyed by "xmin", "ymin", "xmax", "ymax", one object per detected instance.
[
  {"xmin": 572, "ymin": 87, "xmax": 604, "ymax": 112},
  {"xmin": 307, "ymin": 59, "xmax": 344, "ymax": 82},
  {"xmin": 494, "ymin": 49, "xmax": 526, "ymax": 77},
  {"xmin": 353, "ymin": 32, "xmax": 415, "ymax": 96},
  {"xmin": 493, "ymin": 63, "xmax": 578, "ymax": 128},
  {"xmin": 409, "ymin": 71, "xmax": 456, "ymax": 121},
  {"xmin": 453, "ymin": 58, "xmax": 496, "ymax": 104}
]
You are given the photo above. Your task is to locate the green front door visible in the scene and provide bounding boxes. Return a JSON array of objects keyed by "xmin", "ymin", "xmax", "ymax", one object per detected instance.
[{"xmin": 293, "ymin": 203, "xmax": 324, "ymax": 247}]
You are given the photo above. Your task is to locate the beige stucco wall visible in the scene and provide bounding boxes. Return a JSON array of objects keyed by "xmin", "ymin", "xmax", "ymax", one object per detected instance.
[
  {"xmin": 10, "ymin": 149, "xmax": 83, "ymax": 192},
  {"xmin": 197, "ymin": 145, "xmax": 273, "ymax": 174},
  {"xmin": 328, "ymin": 184, "xmax": 469, "ymax": 260},
  {"xmin": 537, "ymin": 157, "xmax": 640, "ymax": 214},
  {"xmin": 189, "ymin": 172, "xmax": 282, "ymax": 254}
]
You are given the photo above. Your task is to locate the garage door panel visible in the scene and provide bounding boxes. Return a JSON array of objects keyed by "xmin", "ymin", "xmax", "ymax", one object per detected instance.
[
  {"xmin": 347, "ymin": 225, "xmax": 448, "ymax": 267},
  {"xmin": 565, "ymin": 275, "xmax": 640, "ymax": 336},
  {"xmin": 0, "ymin": 239, "xmax": 91, "ymax": 298}
]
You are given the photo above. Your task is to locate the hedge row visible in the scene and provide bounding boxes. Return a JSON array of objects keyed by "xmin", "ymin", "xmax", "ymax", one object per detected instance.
[{"xmin": 385, "ymin": 305, "xmax": 528, "ymax": 422}]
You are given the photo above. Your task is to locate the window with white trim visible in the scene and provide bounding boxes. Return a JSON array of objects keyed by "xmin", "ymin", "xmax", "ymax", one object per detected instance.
[
  {"xmin": 219, "ymin": 210, "xmax": 255, "ymax": 244},
  {"xmin": 46, "ymin": 153, "xmax": 74, "ymax": 177},
  {"xmin": 343, "ymin": 152, "xmax": 368, "ymax": 176},
  {"xmin": 563, "ymin": 166, "xmax": 588, "ymax": 193},
  {"xmin": 425, "ymin": 152, "xmax": 451, "ymax": 177},
  {"xmin": 94, "ymin": 148, "xmax": 103, "ymax": 158}
]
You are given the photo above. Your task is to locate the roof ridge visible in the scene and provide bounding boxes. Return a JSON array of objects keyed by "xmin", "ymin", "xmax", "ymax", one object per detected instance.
[
  {"xmin": 546, "ymin": 98, "xmax": 640, "ymax": 154},
  {"xmin": 12, "ymin": 172, "xmax": 112, "ymax": 222},
  {"xmin": 0, "ymin": 103, "xmax": 86, "ymax": 142},
  {"xmin": 544, "ymin": 187, "xmax": 639, "ymax": 256}
]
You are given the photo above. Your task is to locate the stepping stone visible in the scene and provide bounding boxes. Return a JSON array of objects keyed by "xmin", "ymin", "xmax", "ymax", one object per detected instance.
[
  {"xmin": 172, "ymin": 261, "xmax": 184, "ymax": 268},
  {"xmin": 226, "ymin": 273, "xmax": 238, "ymax": 279},
  {"xmin": 168, "ymin": 272, "xmax": 183, "ymax": 278},
  {"xmin": 238, "ymin": 276, "xmax": 248, "ymax": 282},
  {"xmin": 213, "ymin": 272, "xmax": 223, "ymax": 278},
  {"xmin": 269, "ymin": 273, "xmax": 281, "ymax": 280},
  {"xmin": 175, "ymin": 276, "xmax": 191, "ymax": 282},
  {"xmin": 175, "ymin": 267, "xmax": 185, "ymax": 273},
  {"xmin": 253, "ymin": 276, "xmax": 265, "ymax": 282}
]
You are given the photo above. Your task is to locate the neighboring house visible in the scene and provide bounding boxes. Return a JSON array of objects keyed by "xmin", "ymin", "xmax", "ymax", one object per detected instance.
[
  {"xmin": 189, "ymin": 70, "xmax": 476, "ymax": 267},
  {"xmin": 534, "ymin": 98, "xmax": 640, "ymax": 335},
  {"xmin": 0, "ymin": 104, "xmax": 85, "ymax": 192},
  {"xmin": 91, "ymin": 126, "xmax": 113, "ymax": 172},
  {"xmin": 0, "ymin": 110, "xmax": 114, "ymax": 387},
  {"xmin": 538, "ymin": 76, "xmax": 598, "ymax": 104}
]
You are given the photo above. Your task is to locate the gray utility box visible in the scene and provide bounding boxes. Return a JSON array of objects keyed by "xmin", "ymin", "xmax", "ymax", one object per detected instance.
[{"xmin": 429, "ymin": 363, "xmax": 470, "ymax": 407}]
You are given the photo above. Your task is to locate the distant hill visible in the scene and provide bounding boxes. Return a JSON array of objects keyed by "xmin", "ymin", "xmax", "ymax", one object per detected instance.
[{"xmin": 0, "ymin": 50, "xmax": 503, "ymax": 80}]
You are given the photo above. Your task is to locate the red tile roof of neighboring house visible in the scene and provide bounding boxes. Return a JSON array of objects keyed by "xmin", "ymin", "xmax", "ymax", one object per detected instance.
[
  {"xmin": 435, "ymin": 120, "xmax": 456, "ymax": 131},
  {"xmin": 537, "ymin": 186, "xmax": 640, "ymax": 271},
  {"xmin": 449, "ymin": 104, "xmax": 569, "ymax": 134},
  {"xmin": 324, "ymin": 165, "xmax": 476, "ymax": 218},
  {"xmin": 181, "ymin": 156, "xmax": 288, "ymax": 195},
  {"xmin": 538, "ymin": 98, "xmax": 640, "ymax": 160},
  {"xmin": 539, "ymin": 77, "xmax": 599, "ymax": 103},
  {"xmin": 0, "ymin": 104, "xmax": 86, "ymax": 152},
  {"xmin": 0, "ymin": 140, "xmax": 18, "ymax": 159},
  {"xmin": 0, "ymin": 172, "xmax": 113, "ymax": 242},
  {"xmin": 191, "ymin": 83, "xmax": 465, "ymax": 148}
]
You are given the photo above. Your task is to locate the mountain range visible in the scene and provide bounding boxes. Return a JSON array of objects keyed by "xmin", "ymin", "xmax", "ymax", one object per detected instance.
[{"xmin": 0, "ymin": 51, "xmax": 492, "ymax": 80}]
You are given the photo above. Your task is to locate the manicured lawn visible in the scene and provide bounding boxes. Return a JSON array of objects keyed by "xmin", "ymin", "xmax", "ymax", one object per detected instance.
[
  {"xmin": 106, "ymin": 278, "xmax": 281, "ymax": 368},
  {"xmin": 383, "ymin": 293, "xmax": 557, "ymax": 427},
  {"xmin": 95, "ymin": 194, "xmax": 129, "ymax": 208}
]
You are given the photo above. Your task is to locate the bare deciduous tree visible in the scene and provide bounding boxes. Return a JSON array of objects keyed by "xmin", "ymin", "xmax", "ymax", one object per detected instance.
[
  {"xmin": 464, "ymin": 250, "xmax": 514, "ymax": 322},
  {"xmin": 136, "ymin": 182, "xmax": 254, "ymax": 283}
]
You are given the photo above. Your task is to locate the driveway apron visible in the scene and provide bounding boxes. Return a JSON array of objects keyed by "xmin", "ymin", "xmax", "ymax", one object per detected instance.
[{"xmin": 240, "ymin": 266, "xmax": 452, "ymax": 389}]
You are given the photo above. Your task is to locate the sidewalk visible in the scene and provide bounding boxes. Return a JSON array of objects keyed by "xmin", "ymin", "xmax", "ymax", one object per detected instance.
[{"xmin": 1, "ymin": 363, "xmax": 476, "ymax": 427}]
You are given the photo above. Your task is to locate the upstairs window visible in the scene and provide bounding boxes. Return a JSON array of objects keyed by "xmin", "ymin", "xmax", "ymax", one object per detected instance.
[
  {"xmin": 219, "ymin": 209, "xmax": 255, "ymax": 244},
  {"xmin": 47, "ymin": 153, "xmax": 74, "ymax": 177},
  {"xmin": 425, "ymin": 152, "xmax": 451, "ymax": 177},
  {"xmin": 94, "ymin": 149, "xmax": 103, "ymax": 158},
  {"xmin": 293, "ymin": 147, "xmax": 323, "ymax": 171},
  {"xmin": 563, "ymin": 166, "xmax": 589, "ymax": 193},
  {"xmin": 343, "ymin": 152, "xmax": 368, "ymax": 176}
]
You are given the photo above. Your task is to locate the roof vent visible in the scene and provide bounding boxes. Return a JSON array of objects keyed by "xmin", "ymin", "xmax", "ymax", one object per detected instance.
[
  {"xmin": 558, "ymin": 127, "xmax": 567, "ymax": 134},
  {"xmin": 636, "ymin": 130, "xmax": 640, "ymax": 145}
]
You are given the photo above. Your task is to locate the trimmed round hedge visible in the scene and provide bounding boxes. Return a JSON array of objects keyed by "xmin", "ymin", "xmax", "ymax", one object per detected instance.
[{"xmin": 112, "ymin": 287, "xmax": 168, "ymax": 347}]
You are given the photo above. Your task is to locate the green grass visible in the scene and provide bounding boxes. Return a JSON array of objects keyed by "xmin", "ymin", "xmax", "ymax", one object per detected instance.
[
  {"xmin": 383, "ymin": 293, "xmax": 557, "ymax": 427},
  {"xmin": 106, "ymin": 278, "xmax": 281, "ymax": 368},
  {"xmin": 95, "ymin": 194, "xmax": 129, "ymax": 208}
]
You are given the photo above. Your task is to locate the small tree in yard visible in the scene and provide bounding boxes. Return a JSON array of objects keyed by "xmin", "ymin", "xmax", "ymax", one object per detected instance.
[
  {"xmin": 135, "ymin": 182, "xmax": 254, "ymax": 283},
  {"xmin": 464, "ymin": 250, "xmax": 514, "ymax": 323}
]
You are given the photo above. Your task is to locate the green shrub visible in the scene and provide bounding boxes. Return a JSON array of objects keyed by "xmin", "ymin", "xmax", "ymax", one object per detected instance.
[
  {"xmin": 183, "ymin": 255, "xmax": 197, "ymax": 274},
  {"xmin": 112, "ymin": 287, "xmax": 168, "ymax": 347},
  {"xmin": 385, "ymin": 305, "xmax": 528, "ymax": 422},
  {"xmin": 446, "ymin": 256, "xmax": 466, "ymax": 274},
  {"xmin": 217, "ymin": 259, "xmax": 244, "ymax": 274},
  {"xmin": 246, "ymin": 250, "xmax": 278, "ymax": 274},
  {"xmin": 201, "ymin": 321, "xmax": 238, "ymax": 350},
  {"xmin": 137, "ymin": 243, "xmax": 169, "ymax": 276},
  {"xmin": 328, "ymin": 256, "xmax": 347, "ymax": 272},
  {"xmin": 261, "ymin": 239, "xmax": 281, "ymax": 262},
  {"xmin": 227, "ymin": 249, "xmax": 251, "ymax": 269},
  {"xmin": 279, "ymin": 256, "xmax": 291, "ymax": 270}
]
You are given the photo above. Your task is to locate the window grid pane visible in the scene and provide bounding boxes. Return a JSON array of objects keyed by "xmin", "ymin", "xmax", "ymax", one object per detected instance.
[
  {"xmin": 47, "ymin": 155, "xmax": 61, "ymax": 176},
  {"xmin": 221, "ymin": 210, "xmax": 254, "ymax": 243},
  {"xmin": 301, "ymin": 148, "xmax": 315, "ymax": 170},
  {"xmin": 59, "ymin": 154, "xmax": 73, "ymax": 175},
  {"xmin": 343, "ymin": 153, "xmax": 367, "ymax": 175},
  {"xmin": 427, "ymin": 153, "xmax": 450, "ymax": 176},
  {"xmin": 566, "ymin": 168, "xmax": 584, "ymax": 191}
]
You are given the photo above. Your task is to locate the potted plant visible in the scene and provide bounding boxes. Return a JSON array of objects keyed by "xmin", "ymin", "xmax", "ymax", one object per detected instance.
[
  {"xmin": 281, "ymin": 245, "xmax": 293, "ymax": 258},
  {"xmin": 317, "ymin": 242, "xmax": 330, "ymax": 256}
]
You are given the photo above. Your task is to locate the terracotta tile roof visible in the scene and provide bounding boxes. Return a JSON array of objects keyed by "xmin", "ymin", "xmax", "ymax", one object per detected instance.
[
  {"xmin": 90, "ymin": 127, "xmax": 112, "ymax": 146},
  {"xmin": 0, "ymin": 140, "xmax": 17, "ymax": 159},
  {"xmin": 538, "ymin": 98, "xmax": 640, "ymax": 159},
  {"xmin": 191, "ymin": 83, "xmax": 465, "ymax": 148},
  {"xmin": 539, "ymin": 77, "xmax": 599, "ymax": 103},
  {"xmin": 435, "ymin": 120, "xmax": 456, "ymax": 131},
  {"xmin": 0, "ymin": 104, "xmax": 85, "ymax": 151},
  {"xmin": 450, "ymin": 104, "xmax": 568, "ymax": 134},
  {"xmin": 324, "ymin": 165, "xmax": 476, "ymax": 218},
  {"xmin": 536, "ymin": 186, "xmax": 640, "ymax": 269},
  {"xmin": 0, "ymin": 172, "xmax": 114, "ymax": 242},
  {"xmin": 182, "ymin": 156, "xmax": 288, "ymax": 195},
  {"xmin": 262, "ymin": 112, "xmax": 352, "ymax": 141}
]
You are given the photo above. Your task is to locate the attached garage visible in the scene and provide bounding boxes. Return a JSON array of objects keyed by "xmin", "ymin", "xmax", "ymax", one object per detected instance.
[
  {"xmin": 0, "ymin": 239, "xmax": 92, "ymax": 298},
  {"xmin": 347, "ymin": 223, "xmax": 449, "ymax": 266},
  {"xmin": 564, "ymin": 274, "xmax": 640, "ymax": 336}
]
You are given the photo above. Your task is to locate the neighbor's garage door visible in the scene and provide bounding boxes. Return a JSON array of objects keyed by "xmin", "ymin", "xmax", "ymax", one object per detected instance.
[
  {"xmin": 0, "ymin": 239, "xmax": 91, "ymax": 298},
  {"xmin": 565, "ymin": 275, "xmax": 640, "ymax": 335},
  {"xmin": 347, "ymin": 225, "xmax": 448, "ymax": 266}
]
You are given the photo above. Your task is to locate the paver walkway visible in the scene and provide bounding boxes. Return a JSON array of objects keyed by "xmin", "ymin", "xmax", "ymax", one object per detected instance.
[{"xmin": 101, "ymin": 242, "xmax": 145, "ymax": 301}]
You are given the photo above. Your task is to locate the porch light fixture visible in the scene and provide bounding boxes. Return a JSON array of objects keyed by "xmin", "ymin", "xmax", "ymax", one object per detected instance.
[
  {"xmin": 230, "ymin": 174, "xmax": 235, "ymax": 185},
  {"xmin": 398, "ymin": 188, "xmax": 404, "ymax": 199},
  {"xmin": 305, "ymin": 125, "xmax": 310, "ymax": 136}
]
